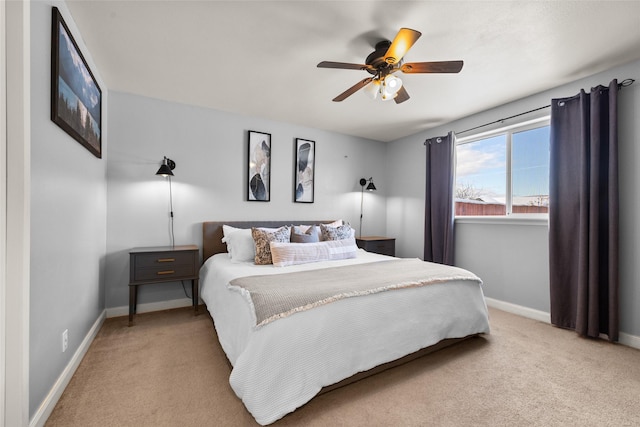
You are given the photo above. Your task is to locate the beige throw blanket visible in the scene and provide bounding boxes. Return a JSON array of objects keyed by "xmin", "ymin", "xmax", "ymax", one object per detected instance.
[{"xmin": 229, "ymin": 259, "xmax": 482, "ymax": 327}]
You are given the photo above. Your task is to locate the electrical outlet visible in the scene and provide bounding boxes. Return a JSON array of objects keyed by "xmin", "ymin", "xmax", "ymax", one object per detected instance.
[{"xmin": 62, "ymin": 329, "xmax": 68, "ymax": 352}]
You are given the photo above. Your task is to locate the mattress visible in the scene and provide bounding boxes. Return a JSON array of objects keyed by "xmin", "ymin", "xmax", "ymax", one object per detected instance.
[{"xmin": 200, "ymin": 249, "xmax": 490, "ymax": 425}]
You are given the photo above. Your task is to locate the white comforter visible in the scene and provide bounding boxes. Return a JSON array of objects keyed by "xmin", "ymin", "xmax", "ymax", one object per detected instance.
[{"xmin": 200, "ymin": 250, "xmax": 490, "ymax": 425}]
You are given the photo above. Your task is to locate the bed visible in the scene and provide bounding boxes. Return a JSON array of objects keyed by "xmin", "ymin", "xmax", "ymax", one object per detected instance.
[{"xmin": 200, "ymin": 220, "xmax": 490, "ymax": 425}]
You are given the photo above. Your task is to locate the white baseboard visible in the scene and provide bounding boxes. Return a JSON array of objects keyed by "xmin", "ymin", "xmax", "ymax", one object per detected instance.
[
  {"xmin": 105, "ymin": 297, "xmax": 193, "ymax": 318},
  {"xmin": 485, "ymin": 297, "xmax": 640, "ymax": 350},
  {"xmin": 618, "ymin": 331, "xmax": 640, "ymax": 350},
  {"xmin": 29, "ymin": 310, "xmax": 106, "ymax": 427},
  {"xmin": 485, "ymin": 297, "xmax": 551, "ymax": 324}
]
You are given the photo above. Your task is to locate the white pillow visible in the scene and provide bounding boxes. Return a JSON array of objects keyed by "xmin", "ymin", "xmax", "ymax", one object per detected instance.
[
  {"xmin": 270, "ymin": 238, "xmax": 358, "ymax": 267},
  {"xmin": 221, "ymin": 225, "xmax": 255, "ymax": 262}
]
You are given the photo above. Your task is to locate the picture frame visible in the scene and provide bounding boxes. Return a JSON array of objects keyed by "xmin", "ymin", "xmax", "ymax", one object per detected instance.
[
  {"xmin": 294, "ymin": 138, "xmax": 315, "ymax": 203},
  {"xmin": 248, "ymin": 130, "xmax": 271, "ymax": 201},
  {"xmin": 51, "ymin": 7, "xmax": 102, "ymax": 158}
]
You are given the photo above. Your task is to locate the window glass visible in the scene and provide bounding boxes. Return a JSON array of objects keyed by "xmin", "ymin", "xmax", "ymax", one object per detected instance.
[
  {"xmin": 455, "ymin": 122, "xmax": 549, "ymax": 216},
  {"xmin": 455, "ymin": 135, "xmax": 507, "ymax": 215},
  {"xmin": 512, "ymin": 126, "xmax": 550, "ymax": 214}
]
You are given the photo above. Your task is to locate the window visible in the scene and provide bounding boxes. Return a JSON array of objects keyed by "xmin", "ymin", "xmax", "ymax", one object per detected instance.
[{"xmin": 455, "ymin": 119, "xmax": 550, "ymax": 217}]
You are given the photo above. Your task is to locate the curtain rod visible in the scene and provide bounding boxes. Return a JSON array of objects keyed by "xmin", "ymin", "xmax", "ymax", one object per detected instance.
[
  {"xmin": 456, "ymin": 104, "xmax": 551, "ymax": 136},
  {"xmin": 456, "ymin": 78, "xmax": 635, "ymax": 135},
  {"xmin": 424, "ymin": 78, "xmax": 635, "ymax": 144}
]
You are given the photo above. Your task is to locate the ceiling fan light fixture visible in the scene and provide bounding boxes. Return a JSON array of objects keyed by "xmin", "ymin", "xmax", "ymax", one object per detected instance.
[
  {"xmin": 380, "ymin": 75, "xmax": 402, "ymax": 100},
  {"xmin": 385, "ymin": 75, "xmax": 402, "ymax": 93},
  {"xmin": 364, "ymin": 79, "xmax": 381, "ymax": 99},
  {"xmin": 380, "ymin": 91, "xmax": 395, "ymax": 101}
]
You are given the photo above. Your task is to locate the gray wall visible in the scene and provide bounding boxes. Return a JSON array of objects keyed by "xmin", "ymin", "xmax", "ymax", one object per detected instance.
[
  {"xmin": 29, "ymin": 0, "xmax": 107, "ymax": 417},
  {"xmin": 105, "ymin": 91, "xmax": 387, "ymax": 309},
  {"xmin": 387, "ymin": 59, "xmax": 640, "ymax": 339},
  {"xmin": 455, "ymin": 219, "xmax": 549, "ymax": 312}
]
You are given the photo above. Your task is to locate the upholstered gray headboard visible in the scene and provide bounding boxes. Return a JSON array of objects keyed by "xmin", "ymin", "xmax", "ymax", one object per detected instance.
[{"xmin": 202, "ymin": 220, "xmax": 335, "ymax": 263}]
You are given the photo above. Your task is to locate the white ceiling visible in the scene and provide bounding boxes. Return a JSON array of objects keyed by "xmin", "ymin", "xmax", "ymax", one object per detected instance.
[{"xmin": 65, "ymin": 1, "xmax": 640, "ymax": 142}]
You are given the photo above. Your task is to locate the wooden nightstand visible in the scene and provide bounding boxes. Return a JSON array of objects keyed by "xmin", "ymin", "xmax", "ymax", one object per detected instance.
[
  {"xmin": 356, "ymin": 236, "xmax": 396, "ymax": 257},
  {"xmin": 128, "ymin": 245, "xmax": 199, "ymax": 326}
]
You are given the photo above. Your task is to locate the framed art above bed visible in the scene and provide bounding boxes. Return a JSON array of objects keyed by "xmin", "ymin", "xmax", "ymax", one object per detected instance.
[
  {"xmin": 247, "ymin": 130, "xmax": 271, "ymax": 201},
  {"xmin": 294, "ymin": 138, "xmax": 315, "ymax": 203}
]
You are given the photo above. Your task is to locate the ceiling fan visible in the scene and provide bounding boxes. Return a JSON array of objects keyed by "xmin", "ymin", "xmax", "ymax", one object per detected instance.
[{"xmin": 317, "ymin": 28, "xmax": 463, "ymax": 104}]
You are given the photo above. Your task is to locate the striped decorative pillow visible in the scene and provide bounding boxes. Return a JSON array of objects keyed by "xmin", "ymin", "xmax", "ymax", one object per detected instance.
[{"xmin": 270, "ymin": 238, "xmax": 358, "ymax": 267}]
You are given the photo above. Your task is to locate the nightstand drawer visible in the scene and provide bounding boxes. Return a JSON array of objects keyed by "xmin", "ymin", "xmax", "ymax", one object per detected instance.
[
  {"xmin": 129, "ymin": 245, "xmax": 199, "ymax": 285},
  {"xmin": 369, "ymin": 241, "xmax": 394, "ymax": 255},
  {"xmin": 133, "ymin": 251, "xmax": 195, "ymax": 269},
  {"xmin": 133, "ymin": 263, "xmax": 196, "ymax": 282},
  {"xmin": 356, "ymin": 237, "xmax": 396, "ymax": 257}
]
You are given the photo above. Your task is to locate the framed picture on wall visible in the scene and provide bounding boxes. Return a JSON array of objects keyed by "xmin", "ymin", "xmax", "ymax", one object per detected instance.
[
  {"xmin": 294, "ymin": 138, "xmax": 315, "ymax": 203},
  {"xmin": 248, "ymin": 130, "xmax": 271, "ymax": 201},
  {"xmin": 51, "ymin": 7, "xmax": 102, "ymax": 159}
]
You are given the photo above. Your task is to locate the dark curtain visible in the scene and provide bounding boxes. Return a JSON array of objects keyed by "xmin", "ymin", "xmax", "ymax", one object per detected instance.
[
  {"xmin": 424, "ymin": 131, "xmax": 455, "ymax": 265},
  {"xmin": 549, "ymin": 79, "xmax": 619, "ymax": 342}
]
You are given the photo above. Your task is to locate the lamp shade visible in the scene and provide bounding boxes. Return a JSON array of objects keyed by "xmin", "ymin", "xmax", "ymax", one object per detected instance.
[
  {"xmin": 380, "ymin": 75, "xmax": 402, "ymax": 100},
  {"xmin": 364, "ymin": 79, "xmax": 381, "ymax": 100},
  {"xmin": 366, "ymin": 181, "xmax": 376, "ymax": 191},
  {"xmin": 385, "ymin": 75, "xmax": 402, "ymax": 93},
  {"xmin": 156, "ymin": 157, "xmax": 176, "ymax": 177}
]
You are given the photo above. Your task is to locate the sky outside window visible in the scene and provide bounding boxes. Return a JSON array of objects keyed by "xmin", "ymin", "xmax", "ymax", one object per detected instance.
[
  {"xmin": 456, "ymin": 135, "xmax": 506, "ymax": 200},
  {"xmin": 512, "ymin": 126, "xmax": 550, "ymax": 200}
]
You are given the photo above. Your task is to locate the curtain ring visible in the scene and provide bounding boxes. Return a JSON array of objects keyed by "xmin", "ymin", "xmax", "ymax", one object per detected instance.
[{"xmin": 423, "ymin": 136, "xmax": 446, "ymax": 145}]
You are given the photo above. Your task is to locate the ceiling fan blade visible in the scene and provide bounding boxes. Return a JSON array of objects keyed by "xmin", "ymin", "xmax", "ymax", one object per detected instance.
[
  {"xmin": 394, "ymin": 86, "xmax": 410, "ymax": 104},
  {"xmin": 384, "ymin": 28, "xmax": 422, "ymax": 65},
  {"xmin": 400, "ymin": 60, "xmax": 464, "ymax": 74},
  {"xmin": 317, "ymin": 61, "xmax": 372, "ymax": 71},
  {"xmin": 332, "ymin": 77, "xmax": 373, "ymax": 102}
]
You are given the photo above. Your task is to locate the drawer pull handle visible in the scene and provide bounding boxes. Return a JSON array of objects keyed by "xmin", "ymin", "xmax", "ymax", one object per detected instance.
[
  {"xmin": 157, "ymin": 270, "xmax": 175, "ymax": 275},
  {"xmin": 157, "ymin": 258, "xmax": 175, "ymax": 263}
]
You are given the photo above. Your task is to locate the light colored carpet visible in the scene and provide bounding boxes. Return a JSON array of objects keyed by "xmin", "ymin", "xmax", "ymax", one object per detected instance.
[{"xmin": 45, "ymin": 306, "xmax": 640, "ymax": 426}]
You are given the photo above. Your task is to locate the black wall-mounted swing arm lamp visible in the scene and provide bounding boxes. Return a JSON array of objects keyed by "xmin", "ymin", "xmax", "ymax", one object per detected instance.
[
  {"xmin": 359, "ymin": 177, "xmax": 376, "ymax": 238},
  {"xmin": 359, "ymin": 177, "xmax": 376, "ymax": 191},
  {"xmin": 156, "ymin": 156, "xmax": 177, "ymax": 247},
  {"xmin": 156, "ymin": 156, "xmax": 176, "ymax": 177}
]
